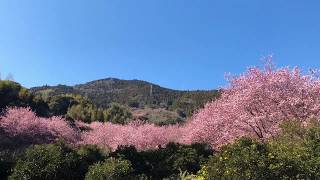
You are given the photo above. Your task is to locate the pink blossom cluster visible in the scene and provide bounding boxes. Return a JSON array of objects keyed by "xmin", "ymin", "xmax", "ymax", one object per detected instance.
[
  {"xmin": 79, "ymin": 121, "xmax": 182, "ymax": 150},
  {"xmin": 183, "ymin": 61, "xmax": 320, "ymax": 147},
  {"xmin": 0, "ymin": 107, "xmax": 79, "ymax": 144},
  {"xmin": 0, "ymin": 107, "xmax": 182, "ymax": 150}
]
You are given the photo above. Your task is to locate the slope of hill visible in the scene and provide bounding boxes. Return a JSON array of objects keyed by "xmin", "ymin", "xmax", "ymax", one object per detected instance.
[{"xmin": 31, "ymin": 78, "xmax": 220, "ymax": 118}]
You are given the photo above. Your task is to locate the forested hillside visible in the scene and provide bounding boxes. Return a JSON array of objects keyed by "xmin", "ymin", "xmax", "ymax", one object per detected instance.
[{"xmin": 31, "ymin": 78, "xmax": 220, "ymax": 119}]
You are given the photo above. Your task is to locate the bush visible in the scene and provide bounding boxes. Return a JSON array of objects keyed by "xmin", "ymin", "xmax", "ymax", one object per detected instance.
[
  {"xmin": 204, "ymin": 121, "xmax": 320, "ymax": 180},
  {"xmin": 77, "ymin": 144, "xmax": 108, "ymax": 164},
  {"xmin": 0, "ymin": 80, "xmax": 49, "ymax": 117},
  {"xmin": 85, "ymin": 157, "xmax": 133, "ymax": 180},
  {"xmin": 103, "ymin": 103, "xmax": 132, "ymax": 124},
  {"xmin": 76, "ymin": 144, "xmax": 109, "ymax": 174},
  {"xmin": 111, "ymin": 143, "xmax": 213, "ymax": 179},
  {"xmin": 9, "ymin": 142, "xmax": 83, "ymax": 180},
  {"xmin": 268, "ymin": 121, "xmax": 320, "ymax": 179},
  {"xmin": 205, "ymin": 138, "xmax": 271, "ymax": 180}
]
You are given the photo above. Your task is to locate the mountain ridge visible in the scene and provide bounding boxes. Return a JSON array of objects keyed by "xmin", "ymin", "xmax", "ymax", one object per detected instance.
[{"xmin": 31, "ymin": 77, "xmax": 220, "ymax": 117}]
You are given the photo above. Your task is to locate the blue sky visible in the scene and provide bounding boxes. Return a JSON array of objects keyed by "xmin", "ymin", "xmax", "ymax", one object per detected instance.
[{"xmin": 0, "ymin": 0, "xmax": 319, "ymax": 90}]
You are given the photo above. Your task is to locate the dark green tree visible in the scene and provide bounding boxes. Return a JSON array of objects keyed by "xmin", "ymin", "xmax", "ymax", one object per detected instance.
[
  {"xmin": 103, "ymin": 103, "xmax": 132, "ymax": 124},
  {"xmin": 85, "ymin": 158, "xmax": 133, "ymax": 180},
  {"xmin": 0, "ymin": 80, "xmax": 50, "ymax": 116},
  {"xmin": 48, "ymin": 95, "xmax": 78, "ymax": 116},
  {"xmin": 9, "ymin": 142, "xmax": 83, "ymax": 180}
]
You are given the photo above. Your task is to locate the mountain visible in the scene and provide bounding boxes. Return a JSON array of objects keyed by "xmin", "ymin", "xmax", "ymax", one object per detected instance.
[{"xmin": 31, "ymin": 78, "xmax": 220, "ymax": 118}]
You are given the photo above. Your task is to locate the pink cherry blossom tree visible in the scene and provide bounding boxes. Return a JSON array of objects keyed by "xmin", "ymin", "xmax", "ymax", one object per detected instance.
[
  {"xmin": 79, "ymin": 121, "xmax": 181, "ymax": 151},
  {"xmin": 0, "ymin": 107, "xmax": 79, "ymax": 145},
  {"xmin": 183, "ymin": 59, "xmax": 320, "ymax": 148}
]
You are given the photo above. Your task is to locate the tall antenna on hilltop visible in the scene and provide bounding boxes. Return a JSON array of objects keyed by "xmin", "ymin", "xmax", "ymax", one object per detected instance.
[
  {"xmin": 148, "ymin": 84, "xmax": 153, "ymax": 105},
  {"xmin": 150, "ymin": 84, "xmax": 153, "ymax": 97}
]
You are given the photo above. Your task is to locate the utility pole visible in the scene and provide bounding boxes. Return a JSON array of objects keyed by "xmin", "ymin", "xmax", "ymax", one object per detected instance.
[{"xmin": 148, "ymin": 84, "xmax": 153, "ymax": 105}]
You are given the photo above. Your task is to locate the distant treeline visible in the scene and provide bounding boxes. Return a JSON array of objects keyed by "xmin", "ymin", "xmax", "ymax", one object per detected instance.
[
  {"xmin": 1, "ymin": 80, "xmax": 219, "ymax": 125},
  {"xmin": 0, "ymin": 80, "xmax": 132, "ymax": 124},
  {"xmin": 31, "ymin": 78, "xmax": 220, "ymax": 117}
]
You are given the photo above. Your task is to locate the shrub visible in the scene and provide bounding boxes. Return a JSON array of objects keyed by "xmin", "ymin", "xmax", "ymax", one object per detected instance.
[
  {"xmin": 103, "ymin": 103, "xmax": 132, "ymax": 124},
  {"xmin": 77, "ymin": 144, "xmax": 108, "ymax": 164},
  {"xmin": 85, "ymin": 157, "xmax": 133, "ymax": 180},
  {"xmin": 0, "ymin": 81, "xmax": 30, "ymax": 112},
  {"xmin": 204, "ymin": 121, "xmax": 320, "ymax": 180},
  {"xmin": 205, "ymin": 138, "xmax": 271, "ymax": 180},
  {"xmin": 9, "ymin": 142, "xmax": 83, "ymax": 180},
  {"xmin": 111, "ymin": 145, "xmax": 148, "ymax": 176},
  {"xmin": 111, "ymin": 143, "xmax": 213, "ymax": 179},
  {"xmin": 0, "ymin": 80, "xmax": 49, "ymax": 117},
  {"xmin": 268, "ymin": 120, "xmax": 320, "ymax": 179},
  {"xmin": 76, "ymin": 144, "xmax": 109, "ymax": 174}
]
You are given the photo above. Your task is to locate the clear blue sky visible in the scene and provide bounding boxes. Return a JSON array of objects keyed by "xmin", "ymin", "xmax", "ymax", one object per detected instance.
[{"xmin": 0, "ymin": 0, "xmax": 319, "ymax": 90}]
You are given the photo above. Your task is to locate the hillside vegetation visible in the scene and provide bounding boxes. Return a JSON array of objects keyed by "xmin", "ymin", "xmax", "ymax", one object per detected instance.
[{"xmin": 30, "ymin": 78, "xmax": 219, "ymax": 124}]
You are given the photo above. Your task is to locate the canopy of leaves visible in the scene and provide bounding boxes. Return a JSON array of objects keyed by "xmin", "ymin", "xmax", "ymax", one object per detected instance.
[
  {"xmin": 0, "ymin": 80, "xmax": 49, "ymax": 116},
  {"xmin": 111, "ymin": 143, "xmax": 213, "ymax": 179},
  {"xmin": 203, "ymin": 121, "xmax": 320, "ymax": 180},
  {"xmin": 85, "ymin": 157, "xmax": 133, "ymax": 180},
  {"xmin": 103, "ymin": 103, "xmax": 132, "ymax": 124},
  {"xmin": 9, "ymin": 142, "xmax": 82, "ymax": 180}
]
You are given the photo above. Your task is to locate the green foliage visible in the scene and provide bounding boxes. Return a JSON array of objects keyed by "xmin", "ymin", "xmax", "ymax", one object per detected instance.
[
  {"xmin": 9, "ymin": 141, "xmax": 82, "ymax": 180},
  {"xmin": 48, "ymin": 95, "xmax": 78, "ymax": 116},
  {"xmin": 30, "ymin": 95, "xmax": 50, "ymax": 117},
  {"xmin": 63, "ymin": 94, "xmax": 105, "ymax": 123},
  {"xmin": 111, "ymin": 143, "xmax": 213, "ymax": 179},
  {"xmin": 205, "ymin": 138, "xmax": 271, "ymax": 180},
  {"xmin": 170, "ymin": 91, "xmax": 220, "ymax": 117},
  {"xmin": 134, "ymin": 107, "xmax": 184, "ymax": 126},
  {"xmin": 0, "ymin": 81, "xmax": 31, "ymax": 111},
  {"xmin": 7, "ymin": 142, "xmax": 110, "ymax": 180},
  {"xmin": 47, "ymin": 94, "xmax": 133, "ymax": 124},
  {"xmin": 76, "ymin": 144, "xmax": 109, "ymax": 169},
  {"xmin": 177, "ymin": 170, "xmax": 198, "ymax": 180},
  {"xmin": 103, "ymin": 103, "xmax": 132, "ymax": 124},
  {"xmin": 67, "ymin": 104, "xmax": 95, "ymax": 123},
  {"xmin": 31, "ymin": 78, "xmax": 219, "ymax": 119},
  {"xmin": 267, "ymin": 120, "xmax": 320, "ymax": 179},
  {"xmin": 76, "ymin": 144, "xmax": 109, "ymax": 178},
  {"xmin": 128, "ymin": 98, "xmax": 140, "ymax": 108},
  {"xmin": 0, "ymin": 80, "xmax": 49, "ymax": 116},
  {"xmin": 204, "ymin": 121, "xmax": 320, "ymax": 180},
  {"xmin": 85, "ymin": 158, "xmax": 133, "ymax": 180}
]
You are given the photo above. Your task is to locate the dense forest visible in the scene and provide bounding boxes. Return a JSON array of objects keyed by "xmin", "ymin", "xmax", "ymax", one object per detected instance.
[{"xmin": 1, "ymin": 62, "xmax": 320, "ymax": 179}]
